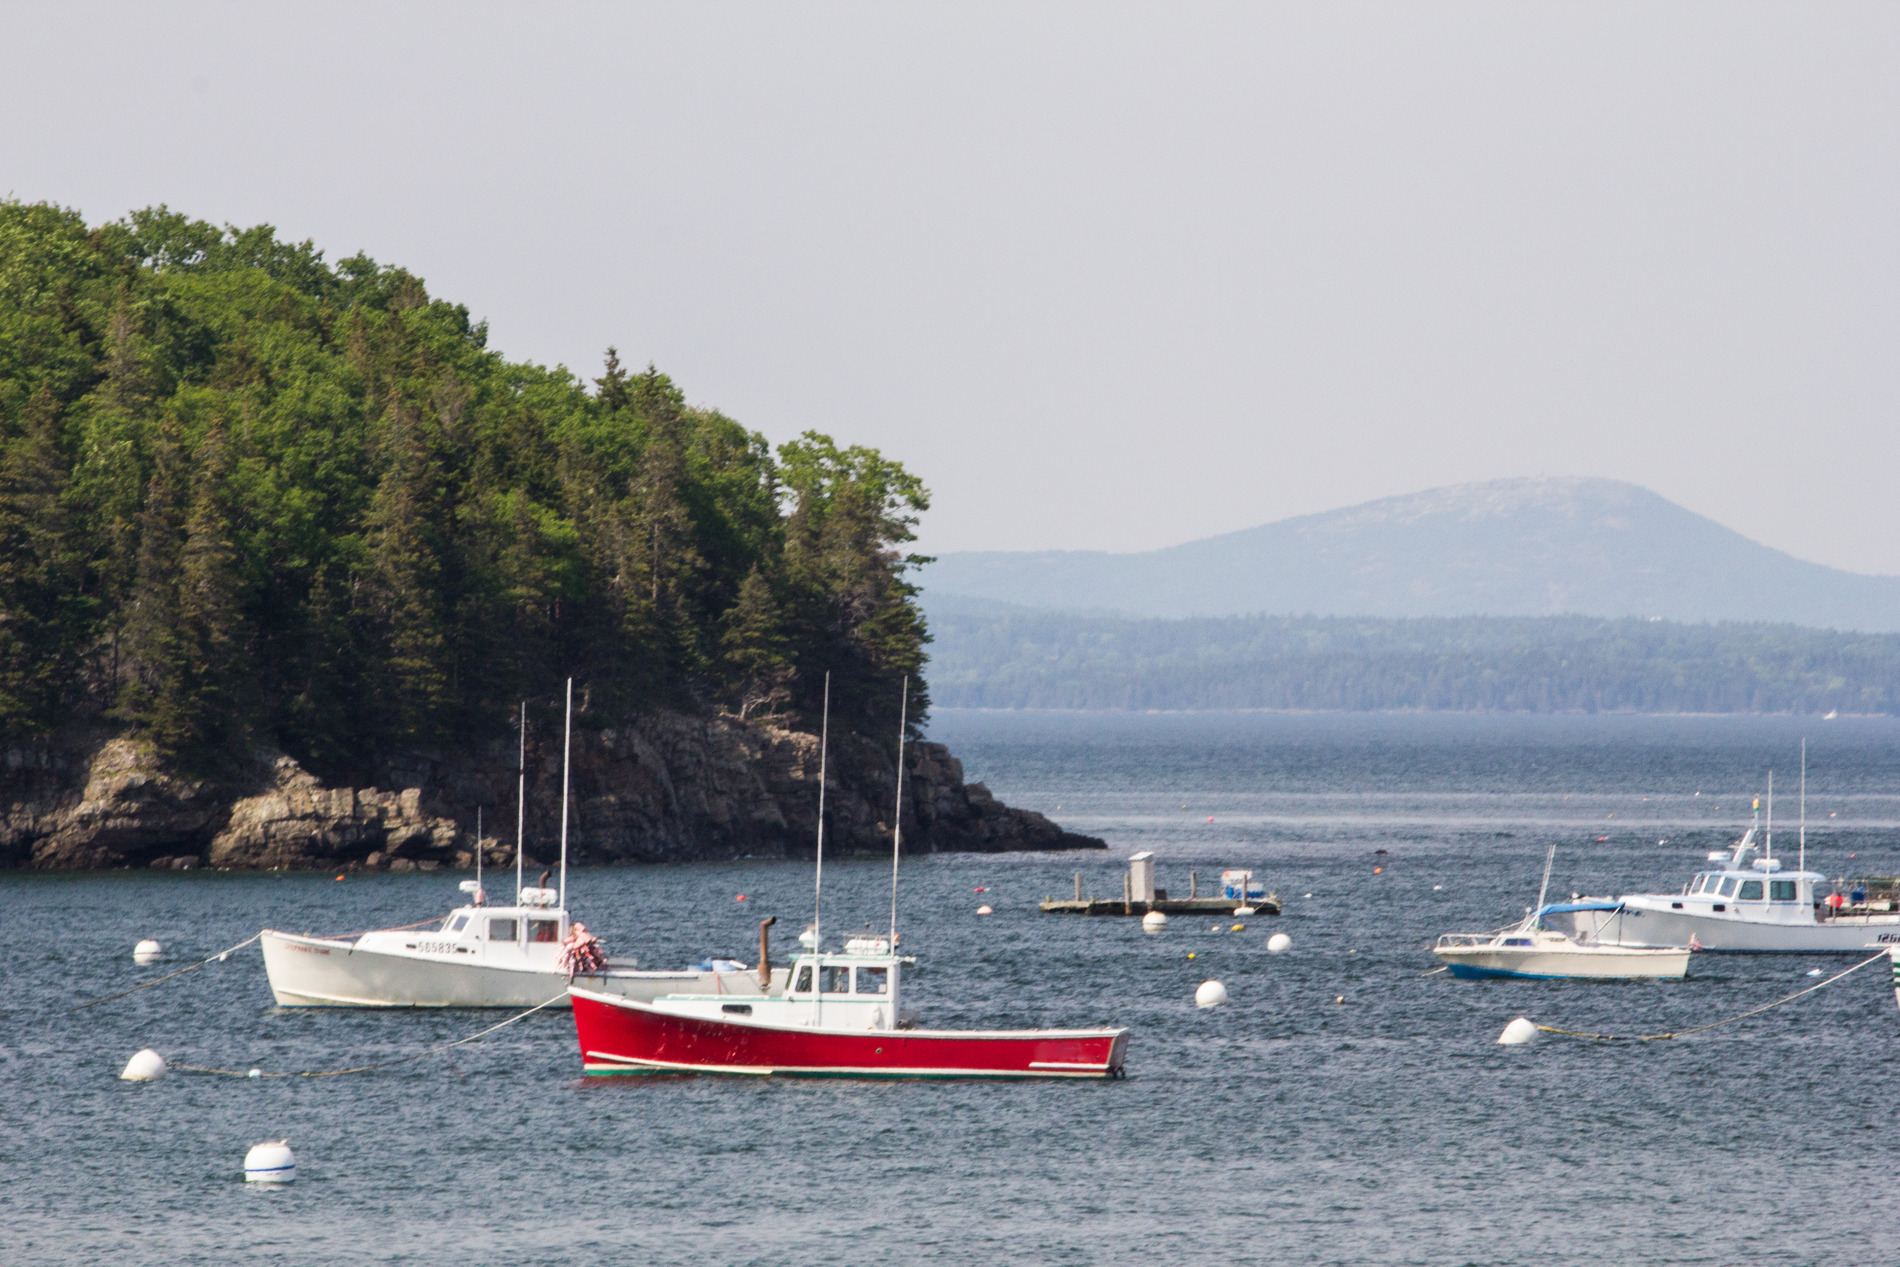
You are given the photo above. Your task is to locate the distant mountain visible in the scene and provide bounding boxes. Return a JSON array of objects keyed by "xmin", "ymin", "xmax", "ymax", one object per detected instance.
[{"xmin": 921, "ymin": 478, "xmax": 1900, "ymax": 631}]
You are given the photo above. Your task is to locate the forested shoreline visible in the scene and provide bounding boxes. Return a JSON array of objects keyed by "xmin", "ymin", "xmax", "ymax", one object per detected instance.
[
  {"xmin": 0, "ymin": 201, "xmax": 931, "ymax": 784},
  {"xmin": 925, "ymin": 598, "xmax": 1900, "ymax": 713}
]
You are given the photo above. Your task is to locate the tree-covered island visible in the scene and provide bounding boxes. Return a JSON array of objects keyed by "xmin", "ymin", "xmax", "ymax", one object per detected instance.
[{"xmin": 0, "ymin": 201, "xmax": 1097, "ymax": 868}]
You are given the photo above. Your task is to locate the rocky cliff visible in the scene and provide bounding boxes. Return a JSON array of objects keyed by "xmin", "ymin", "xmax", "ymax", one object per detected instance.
[{"xmin": 0, "ymin": 712, "xmax": 1102, "ymax": 871}]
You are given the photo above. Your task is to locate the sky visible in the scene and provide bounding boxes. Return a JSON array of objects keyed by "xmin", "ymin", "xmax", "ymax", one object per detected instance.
[{"xmin": 5, "ymin": 3, "xmax": 1897, "ymax": 572}]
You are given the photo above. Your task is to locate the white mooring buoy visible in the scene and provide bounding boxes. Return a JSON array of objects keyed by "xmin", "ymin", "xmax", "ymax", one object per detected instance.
[
  {"xmin": 1267, "ymin": 932, "xmax": 1292, "ymax": 953},
  {"xmin": 120, "ymin": 1048, "xmax": 167, "ymax": 1081},
  {"xmin": 244, "ymin": 1139, "xmax": 296, "ymax": 1183},
  {"xmin": 133, "ymin": 939, "xmax": 163, "ymax": 965},
  {"xmin": 1142, "ymin": 911, "xmax": 1168, "ymax": 932},
  {"xmin": 1195, "ymin": 980, "xmax": 1228, "ymax": 1009},
  {"xmin": 1498, "ymin": 1017, "xmax": 1539, "ymax": 1046},
  {"xmin": 975, "ymin": 905, "xmax": 993, "ymax": 915}
]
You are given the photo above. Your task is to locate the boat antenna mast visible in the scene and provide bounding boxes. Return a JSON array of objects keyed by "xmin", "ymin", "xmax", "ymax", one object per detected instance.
[
  {"xmin": 515, "ymin": 700, "xmax": 526, "ymax": 903},
  {"xmin": 889, "ymin": 676, "xmax": 908, "ymax": 949},
  {"xmin": 1799, "ymin": 739, "xmax": 1806, "ymax": 876},
  {"xmin": 559, "ymin": 677, "xmax": 572, "ymax": 911},
  {"xmin": 1766, "ymin": 770, "xmax": 1774, "ymax": 861},
  {"xmin": 813, "ymin": 672, "xmax": 830, "ymax": 954},
  {"xmin": 475, "ymin": 806, "xmax": 482, "ymax": 899}
]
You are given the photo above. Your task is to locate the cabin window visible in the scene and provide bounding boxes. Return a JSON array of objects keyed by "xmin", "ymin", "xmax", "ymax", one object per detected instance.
[
  {"xmin": 1737, "ymin": 880, "xmax": 1763, "ymax": 901},
  {"xmin": 820, "ymin": 964, "xmax": 852, "ymax": 994},
  {"xmin": 449, "ymin": 915, "xmax": 469, "ymax": 933},
  {"xmin": 1769, "ymin": 880, "xmax": 1797, "ymax": 902},
  {"xmin": 529, "ymin": 919, "xmax": 560, "ymax": 943},
  {"xmin": 1718, "ymin": 877, "xmax": 1738, "ymax": 898},
  {"xmin": 1504, "ymin": 938, "xmax": 1532, "ymax": 946},
  {"xmin": 793, "ymin": 964, "xmax": 814, "ymax": 994},
  {"xmin": 855, "ymin": 966, "xmax": 889, "ymax": 995},
  {"xmin": 1691, "ymin": 875, "xmax": 1709, "ymax": 894},
  {"xmin": 488, "ymin": 918, "xmax": 518, "ymax": 941}
]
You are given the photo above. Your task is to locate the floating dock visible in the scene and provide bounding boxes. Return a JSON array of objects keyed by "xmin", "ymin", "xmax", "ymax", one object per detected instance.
[
  {"xmin": 1041, "ymin": 859, "xmax": 1281, "ymax": 917},
  {"xmin": 1038, "ymin": 896, "xmax": 1282, "ymax": 917}
]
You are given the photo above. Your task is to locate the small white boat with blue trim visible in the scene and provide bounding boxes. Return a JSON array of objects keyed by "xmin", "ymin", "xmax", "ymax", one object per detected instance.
[{"xmin": 1433, "ymin": 842, "xmax": 1690, "ymax": 980}]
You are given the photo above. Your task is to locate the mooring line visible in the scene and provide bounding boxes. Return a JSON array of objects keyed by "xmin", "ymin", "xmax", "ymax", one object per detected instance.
[
  {"xmin": 1535, "ymin": 950, "xmax": 1889, "ymax": 1042},
  {"xmin": 69, "ymin": 933, "xmax": 265, "ymax": 1013},
  {"xmin": 173, "ymin": 994, "xmax": 569, "ymax": 1078}
]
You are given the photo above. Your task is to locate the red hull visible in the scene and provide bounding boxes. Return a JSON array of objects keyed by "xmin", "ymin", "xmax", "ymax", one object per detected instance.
[{"xmin": 569, "ymin": 987, "xmax": 1129, "ymax": 1079}]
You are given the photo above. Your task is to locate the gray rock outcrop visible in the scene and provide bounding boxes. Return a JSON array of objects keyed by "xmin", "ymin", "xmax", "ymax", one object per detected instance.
[{"xmin": 0, "ymin": 710, "xmax": 1102, "ymax": 871}]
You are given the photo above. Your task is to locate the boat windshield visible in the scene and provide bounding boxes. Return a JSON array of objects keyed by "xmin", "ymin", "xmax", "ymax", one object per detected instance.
[
  {"xmin": 820, "ymin": 964, "xmax": 851, "ymax": 995},
  {"xmin": 1718, "ymin": 877, "xmax": 1738, "ymax": 897},
  {"xmin": 792, "ymin": 963, "xmax": 814, "ymax": 994},
  {"xmin": 1770, "ymin": 880, "xmax": 1798, "ymax": 902},
  {"xmin": 487, "ymin": 917, "xmax": 517, "ymax": 941},
  {"xmin": 448, "ymin": 915, "xmax": 469, "ymax": 933},
  {"xmin": 1737, "ymin": 880, "xmax": 1763, "ymax": 900},
  {"xmin": 855, "ymin": 966, "xmax": 889, "ymax": 995}
]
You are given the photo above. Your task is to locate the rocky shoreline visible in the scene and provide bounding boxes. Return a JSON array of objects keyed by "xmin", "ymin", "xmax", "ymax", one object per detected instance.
[{"xmin": 0, "ymin": 711, "xmax": 1104, "ymax": 871}]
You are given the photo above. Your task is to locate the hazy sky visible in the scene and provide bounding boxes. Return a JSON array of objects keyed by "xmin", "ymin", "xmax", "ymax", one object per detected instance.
[{"xmin": 6, "ymin": 3, "xmax": 1897, "ymax": 571}]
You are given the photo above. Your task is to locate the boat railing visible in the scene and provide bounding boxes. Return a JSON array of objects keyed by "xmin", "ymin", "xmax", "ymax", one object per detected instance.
[{"xmin": 1433, "ymin": 933, "xmax": 1497, "ymax": 950}]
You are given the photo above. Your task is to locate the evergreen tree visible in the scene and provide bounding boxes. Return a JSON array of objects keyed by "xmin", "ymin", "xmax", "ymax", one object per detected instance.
[
  {"xmin": 721, "ymin": 566, "xmax": 793, "ymax": 719},
  {"xmin": 0, "ymin": 386, "xmax": 88, "ymax": 735}
]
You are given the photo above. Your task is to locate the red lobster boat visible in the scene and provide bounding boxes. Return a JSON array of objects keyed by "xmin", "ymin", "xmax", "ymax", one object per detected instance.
[{"xmin": 570, "ymin": 935, "xmax": 1129, "ymax": 1080}]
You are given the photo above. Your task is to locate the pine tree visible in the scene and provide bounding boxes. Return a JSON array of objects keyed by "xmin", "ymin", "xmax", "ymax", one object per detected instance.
[
  {"xmin": 364, "ymin": 405, "xmax": 453, "ymax": 745},
  {"xmin": 721, "ymin": 566, "xmax": 794, "ymax": 719},
  {"xmin": 0, "ymin": 386, "xmax": 89, "ymax": 735}
]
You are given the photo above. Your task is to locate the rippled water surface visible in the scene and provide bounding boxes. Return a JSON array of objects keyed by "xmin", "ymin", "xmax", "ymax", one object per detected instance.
[{"xmin": 6, "ymin": 712, "xmax": 1900, "ymax": 1265}]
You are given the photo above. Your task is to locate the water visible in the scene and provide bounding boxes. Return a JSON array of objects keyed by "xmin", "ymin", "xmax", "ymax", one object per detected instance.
[{"xmin": 5, "ymin": 712, "xmax": 1900, "ymax": 1265}]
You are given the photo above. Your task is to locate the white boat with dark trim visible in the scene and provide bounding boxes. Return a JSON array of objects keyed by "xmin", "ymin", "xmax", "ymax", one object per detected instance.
[
  {"xmin": 1433, "ymin": 843, "xmax": 1690, "ymax": 980},
  {"xmin": 262, "ymin": 680, "xmax": 785, "ymax": 1008},
  {"xmin": 1556, "ymin": 757, "xmax": 1900, "ymax": 955}
]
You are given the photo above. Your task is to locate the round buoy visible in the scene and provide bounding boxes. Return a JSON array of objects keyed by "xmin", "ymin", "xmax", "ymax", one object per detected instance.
[
  {"xmin": 1267, "ymin": 932, "xmax": 1292, "ymax": 953},
  {"xmin": 1498, "ymin": 1017, "xmax": 1539, "ymax": 1046},
  {"xmin": 248, "ymin": 1069, "xmax": 262, "ymax": 1078},
  {"xmin": 1142, "ymin": 910, "xmax": 1167, "ymax": 932},
  {"xmin": 1233, "ymin": 906, "xmax": 1255, "ymax": 917},
  {"xmin": 1195, "ymin": 980, "xmax": 1227, "ymax": 1008},
  {"xmin": 735, "ymin": 894, "xmax": 748, "ymax": 902},
  {"xmin": 133, "ymin": 939, "xmax": 163, "ymax": 965},
  {"xmin": 1186, "ymin": 952, "xmax": 1196, "ymax": 959},
  {"xmin": 121, "ymin": 1049, "xmax": 167, "ymax": 1081},
  {"xmin": 975, "ymin": 905, "xmax": 993, "ymax": 915},
  {"xmin": 1335, "ymin": 995, "xmax": 1345, "ymax": 1004},
  {"xmin": 1230, "ymin": 923, "xmax": 1245, "ymax": 932},
  {"xmin": 244, "ymin": 1140, "xmax": 296, "ymax": 1183},
  {"xmin": 1432, "ymin": 884, "xmax": 1443, "ymax": 891}
]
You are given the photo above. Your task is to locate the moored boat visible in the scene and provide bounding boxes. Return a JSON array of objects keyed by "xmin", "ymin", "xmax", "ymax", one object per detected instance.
[
  {"xmin": 1559, "ymin": 755, "xmax": 1900, "ymax": 954},
  {"xmin": 1434, "ymin": 841, "xmax": 1690, "ymax": 980},
  {"xmin": 571, "ymin": 937, "xmax": 1128, "ymax": 1079},
  {"xmin": 263, "ymin": 680, "xmax": 782, "ymax": 1007},
  {"xmin": 569, "ymin": 673, "xmax": 1131, "ymax": 1079}
]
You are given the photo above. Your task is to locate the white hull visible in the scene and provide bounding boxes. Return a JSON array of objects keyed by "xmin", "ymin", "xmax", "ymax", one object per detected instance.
[
  {"xmin": 262, "ymin": 930, "xmax": 786, "ymax": 1008},
  {"xmin": 1434, "ymin": 943, "xmax": 1689, "ymax": 980},
  {"xmin": 1572, "ymin": 905, "xmax": 1900, "ymax": 954}
]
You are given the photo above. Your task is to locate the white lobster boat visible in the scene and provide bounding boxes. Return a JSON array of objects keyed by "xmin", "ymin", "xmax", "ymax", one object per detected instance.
[
  {"xmin": 263, "ymin": 680, "xmax": 784, "ymax": 1008},
  {"xmin": 1558, "ymin": 760, "xmax": 1900, "ymax": 955},
  {"xmin": 262, "ymin": 881, "xmax": 782, "ymax": 1008}
]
